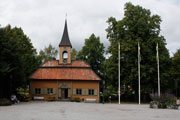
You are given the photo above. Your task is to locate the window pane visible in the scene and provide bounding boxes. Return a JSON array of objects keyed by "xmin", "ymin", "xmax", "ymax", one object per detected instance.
[
  {"xmin": 80, "ymin": 89, "xmax": 82, "ymax": 95},
  {"xmin": 76, "ymin": 89, "xmax": 78, "ymax": 94},
  {"xmin": 88, "ymin": 89, "xmax": 91, "ymax": 95},
  {"xmin": 92, "ymin": 89, "xmax": 94, "ymax": 95}
]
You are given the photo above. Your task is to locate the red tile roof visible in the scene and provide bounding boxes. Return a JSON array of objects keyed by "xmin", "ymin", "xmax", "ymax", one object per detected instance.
[
  {"xmin": 29, "ymin": 60, "xmax": 100, "ymax": 81},
  {"xmin": 41, "ymin": 60, "xmax": 90, "ymax": 67}
]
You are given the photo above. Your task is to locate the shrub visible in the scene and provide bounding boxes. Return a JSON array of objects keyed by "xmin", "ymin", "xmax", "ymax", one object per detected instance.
[
  {"xmin": 0, "ymin": 99, "xmax": 12, "ymax": 106},
  {"xmin": 46, "ymin": 97, "xmax": 56, "ymax": 102},
  {"xmin": 150, "ymin": 101, "xmax": 159, "ymax": 109},
  {"xmin": 18, "ymin": 94, "xmax": 31, "ymax": 102},
  {"xmin": 150, "ymin": 93, "xmax": 177, "ymax": 109},
  {"xmin": 103, "ymin": 88, "xmax": 117, "ymax": 102},
  {"xmin": 71, "ymin": 98, "xmax": 75, "ymax": 102},
  {"xmin": 71, "ymin": 97, "xmax": 81, "ymax": 102}
]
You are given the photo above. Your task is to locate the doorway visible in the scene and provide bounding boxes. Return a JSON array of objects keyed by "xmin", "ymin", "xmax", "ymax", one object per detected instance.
[{"xmin": 61, "ymin": 88, "xmax": 68, "ymax": 99}]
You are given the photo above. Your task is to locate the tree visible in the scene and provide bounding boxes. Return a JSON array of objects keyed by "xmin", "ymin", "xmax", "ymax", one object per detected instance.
[
  {"xmin": 12, "ymin": 26, "xmax": 41, "ymax": 87},
  {"xmin": 71, "ymin": 48, "xmax": 78, "ymax": 60},
  {"xmin": 39, "ymin": 44, "xmax": 58, "ymax": 63},
  {"xmin": 171, "ymin": 49, "xmax": 180, "ymax": 97},
  {"xmin": 78, "ymin": 34, "xmax": 105, "ymax": 78},
  {"xmin": 0, "ymin": 25, "xmax": 40, "ymax": 98},
  {"xmin": 106, "ymin": 2, "xmax": 170, "ymax": 101}
]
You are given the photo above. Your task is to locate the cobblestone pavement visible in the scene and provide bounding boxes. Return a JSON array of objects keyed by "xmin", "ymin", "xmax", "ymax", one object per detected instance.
[{"xmin": 0, "ymin": 101, "xmax": 179, "ymax": 120}]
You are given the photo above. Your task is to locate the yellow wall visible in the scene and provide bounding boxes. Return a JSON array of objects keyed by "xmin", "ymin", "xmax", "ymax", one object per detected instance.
[{"xmin": 30, "ymin": 80, "xmax": 99, "ymax": 101}]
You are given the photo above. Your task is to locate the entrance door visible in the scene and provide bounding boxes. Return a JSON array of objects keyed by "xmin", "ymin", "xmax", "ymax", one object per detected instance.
[{"xmin": 61, "ymin": 88, "xmax": 68, "ymax": 99}]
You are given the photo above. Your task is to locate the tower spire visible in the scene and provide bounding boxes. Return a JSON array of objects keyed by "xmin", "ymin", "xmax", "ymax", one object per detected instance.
[
  {"xmin": 59, "ymin": 18, "xmax": 72, "ymax": 47},
  {"xmin": 59, "ymin": 18, "xmax": 72, "ymax": 64}
]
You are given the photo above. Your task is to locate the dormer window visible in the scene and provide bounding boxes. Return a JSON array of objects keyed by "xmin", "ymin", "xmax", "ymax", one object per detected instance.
[{"xmin": 63, "ymin": 51, "xmax": 68, "ymax": 63}]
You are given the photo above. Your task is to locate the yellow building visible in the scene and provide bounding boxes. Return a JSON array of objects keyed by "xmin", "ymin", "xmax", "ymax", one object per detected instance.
[{"xmin": 29, "ymin": 20, "xmax": 101, "ymax": 102}]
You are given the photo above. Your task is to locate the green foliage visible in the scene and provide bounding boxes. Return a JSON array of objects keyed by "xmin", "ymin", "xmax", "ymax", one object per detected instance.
[
  {"xmin": 46, "ymin": 97, "xmax": 56, "ymax": 102},
  {"xmin": 104, "ymin": 85, "xmax": 117, "ymax": 97},
  {"xmin": 150, "ymin": 93, "xmax": 176, "ymax": 109},
  {"xmin": 17, "ymin": 94, "xmax": 31, "ymax": 102},
  {"xmin": 78, "ymin": 33, "xmax": 105, "ymax": 78},
  {"xmin": 71, "ymin": 97, "xmax": 81, "ymax": 102},
  {"xmin": 105, "ymin": 2, "xmax": 170, "ymax": 101},
  {"xmin": 0, "ymin": 99, "xmax": 12, "ymax": 106},
  {"xmin": 103, "ymin": 85, "xmax": 117, "ymax": 102},
  {"xmin": 171, "ymin": 49, "xmax": 180, "ymax": 97},
  {"xmin": 39, "ymin": 44, "xmax": 58, "ymax": 63},
  {"xmin": 17, "ymin": 88, "xmax": 29, "ymax": 94},
  {"xmin": 71, "ymin": 48, "xmax": 78, "ymax": 60},
  {"xmin": 0, "ymin": 25, "xmax": 40, "ymax": 98}
]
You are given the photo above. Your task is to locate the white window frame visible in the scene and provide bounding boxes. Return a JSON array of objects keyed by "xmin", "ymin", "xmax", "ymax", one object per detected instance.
[
  {"xmin": 76, "ymin": 89, "xmax": 82, "ymax": 95},
  {"xmin": 88, "ymin": 89, "xmax": 94, "ymax": 96}
]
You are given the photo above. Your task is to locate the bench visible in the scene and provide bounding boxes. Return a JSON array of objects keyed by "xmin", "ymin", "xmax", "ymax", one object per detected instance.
[
  {"xmin": 33, "ymin": 96, "xmax": 45, "ymax": 100},
  {"xmin": 85, "ymin": 98, "xmax": 97, "ymax": 103}
]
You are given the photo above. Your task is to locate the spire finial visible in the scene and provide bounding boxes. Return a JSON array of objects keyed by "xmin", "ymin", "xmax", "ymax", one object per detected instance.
[{"xmin": 65, "ymin": 13, "xmax": 67, "ymax": 20}]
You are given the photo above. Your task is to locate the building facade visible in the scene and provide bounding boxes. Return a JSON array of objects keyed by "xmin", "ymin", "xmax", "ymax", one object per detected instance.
[{"xmin": 29, "ymin": 20, "xmax": 101, "ymax": 102}]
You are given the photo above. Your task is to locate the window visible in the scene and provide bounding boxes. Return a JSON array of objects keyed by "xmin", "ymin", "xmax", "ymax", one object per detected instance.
[
  {"xmin": 35, "ymin": 88, "xmax": 41, "ymax": 94},
  {"xmin": 88, "ymin": 89, "xmax": 94, "ymax": 95},
  {"xmin": 63, "ymin": 52, "xmax": 68, "ymax": 59},
  {"xmin": 63, "ymin": 51, "xmax": 68, "ymax": 64},
  {"xmin": 47, "ymin": 88, "xmax": 53, "ymax": 94},
  {"xmin": 76, "ymin": 89, "xmax": 82, "ymax": 95}
]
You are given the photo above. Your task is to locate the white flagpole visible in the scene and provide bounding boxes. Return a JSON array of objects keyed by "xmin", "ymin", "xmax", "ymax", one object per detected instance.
[
  {"xmin": 118, "ymin": 42, "xmax": 121, "ymax": 104},
  {"xmin": 138, "ymin": 42, "xmax": 141, "ymax": 105},
  {"xmin": 157, "ymin": 43, "xmax": 160, "ymax": 97}
]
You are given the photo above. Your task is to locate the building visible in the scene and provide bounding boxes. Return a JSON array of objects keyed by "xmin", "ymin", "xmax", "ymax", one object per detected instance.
[{"xmin": 29, "ymin": 20, "xmax": 101, "ymax": 102}]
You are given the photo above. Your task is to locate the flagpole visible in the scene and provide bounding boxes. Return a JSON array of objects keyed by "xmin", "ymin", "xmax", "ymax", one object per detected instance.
[
  {"xmin": 157, "ymin": 43, "xmax": 160, "ymax": 97},
  {"xmin": 138, "ymin": 42, "xmax": 141, "ymax": 105},
  {"xmin": 118, "ymin": 42, "xmax": 121, "ymax": 104}
]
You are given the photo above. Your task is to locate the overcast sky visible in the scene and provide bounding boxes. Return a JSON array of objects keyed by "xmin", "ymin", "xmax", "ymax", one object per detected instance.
[{"xmin": 0, "ymin": 0, "xmax": 180, "ymax": 56}]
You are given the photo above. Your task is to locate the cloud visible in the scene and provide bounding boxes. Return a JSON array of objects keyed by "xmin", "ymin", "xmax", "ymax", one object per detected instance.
[{"xmin": 0, "ymin": 0, "xmax": 179, "ymax": 56}]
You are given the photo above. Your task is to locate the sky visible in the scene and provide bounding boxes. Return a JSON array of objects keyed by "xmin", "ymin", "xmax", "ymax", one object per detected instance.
[{"xmin": 0, "ymin": 0, "xmax": 180, "ymax": 56}]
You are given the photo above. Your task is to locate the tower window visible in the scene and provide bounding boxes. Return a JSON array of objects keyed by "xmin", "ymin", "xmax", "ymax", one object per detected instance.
[
  {"xmin": 63, "ymin": 51, "xmax": 68, "ymax": 59},
  {"xmin": 63, "ymin": 51, "xmax": 68, "ymax": 63}
]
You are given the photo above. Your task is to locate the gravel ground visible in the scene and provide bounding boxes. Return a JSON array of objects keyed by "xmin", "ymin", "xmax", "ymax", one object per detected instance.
[{"xmin": 0, "ymin": 101, "xmax": 179, "ymax": 120}]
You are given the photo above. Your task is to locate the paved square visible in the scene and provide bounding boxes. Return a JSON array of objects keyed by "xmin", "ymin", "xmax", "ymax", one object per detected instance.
[{"xmin": 0, "ymin": 101, "xmax": 179, "ymax": 120}]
